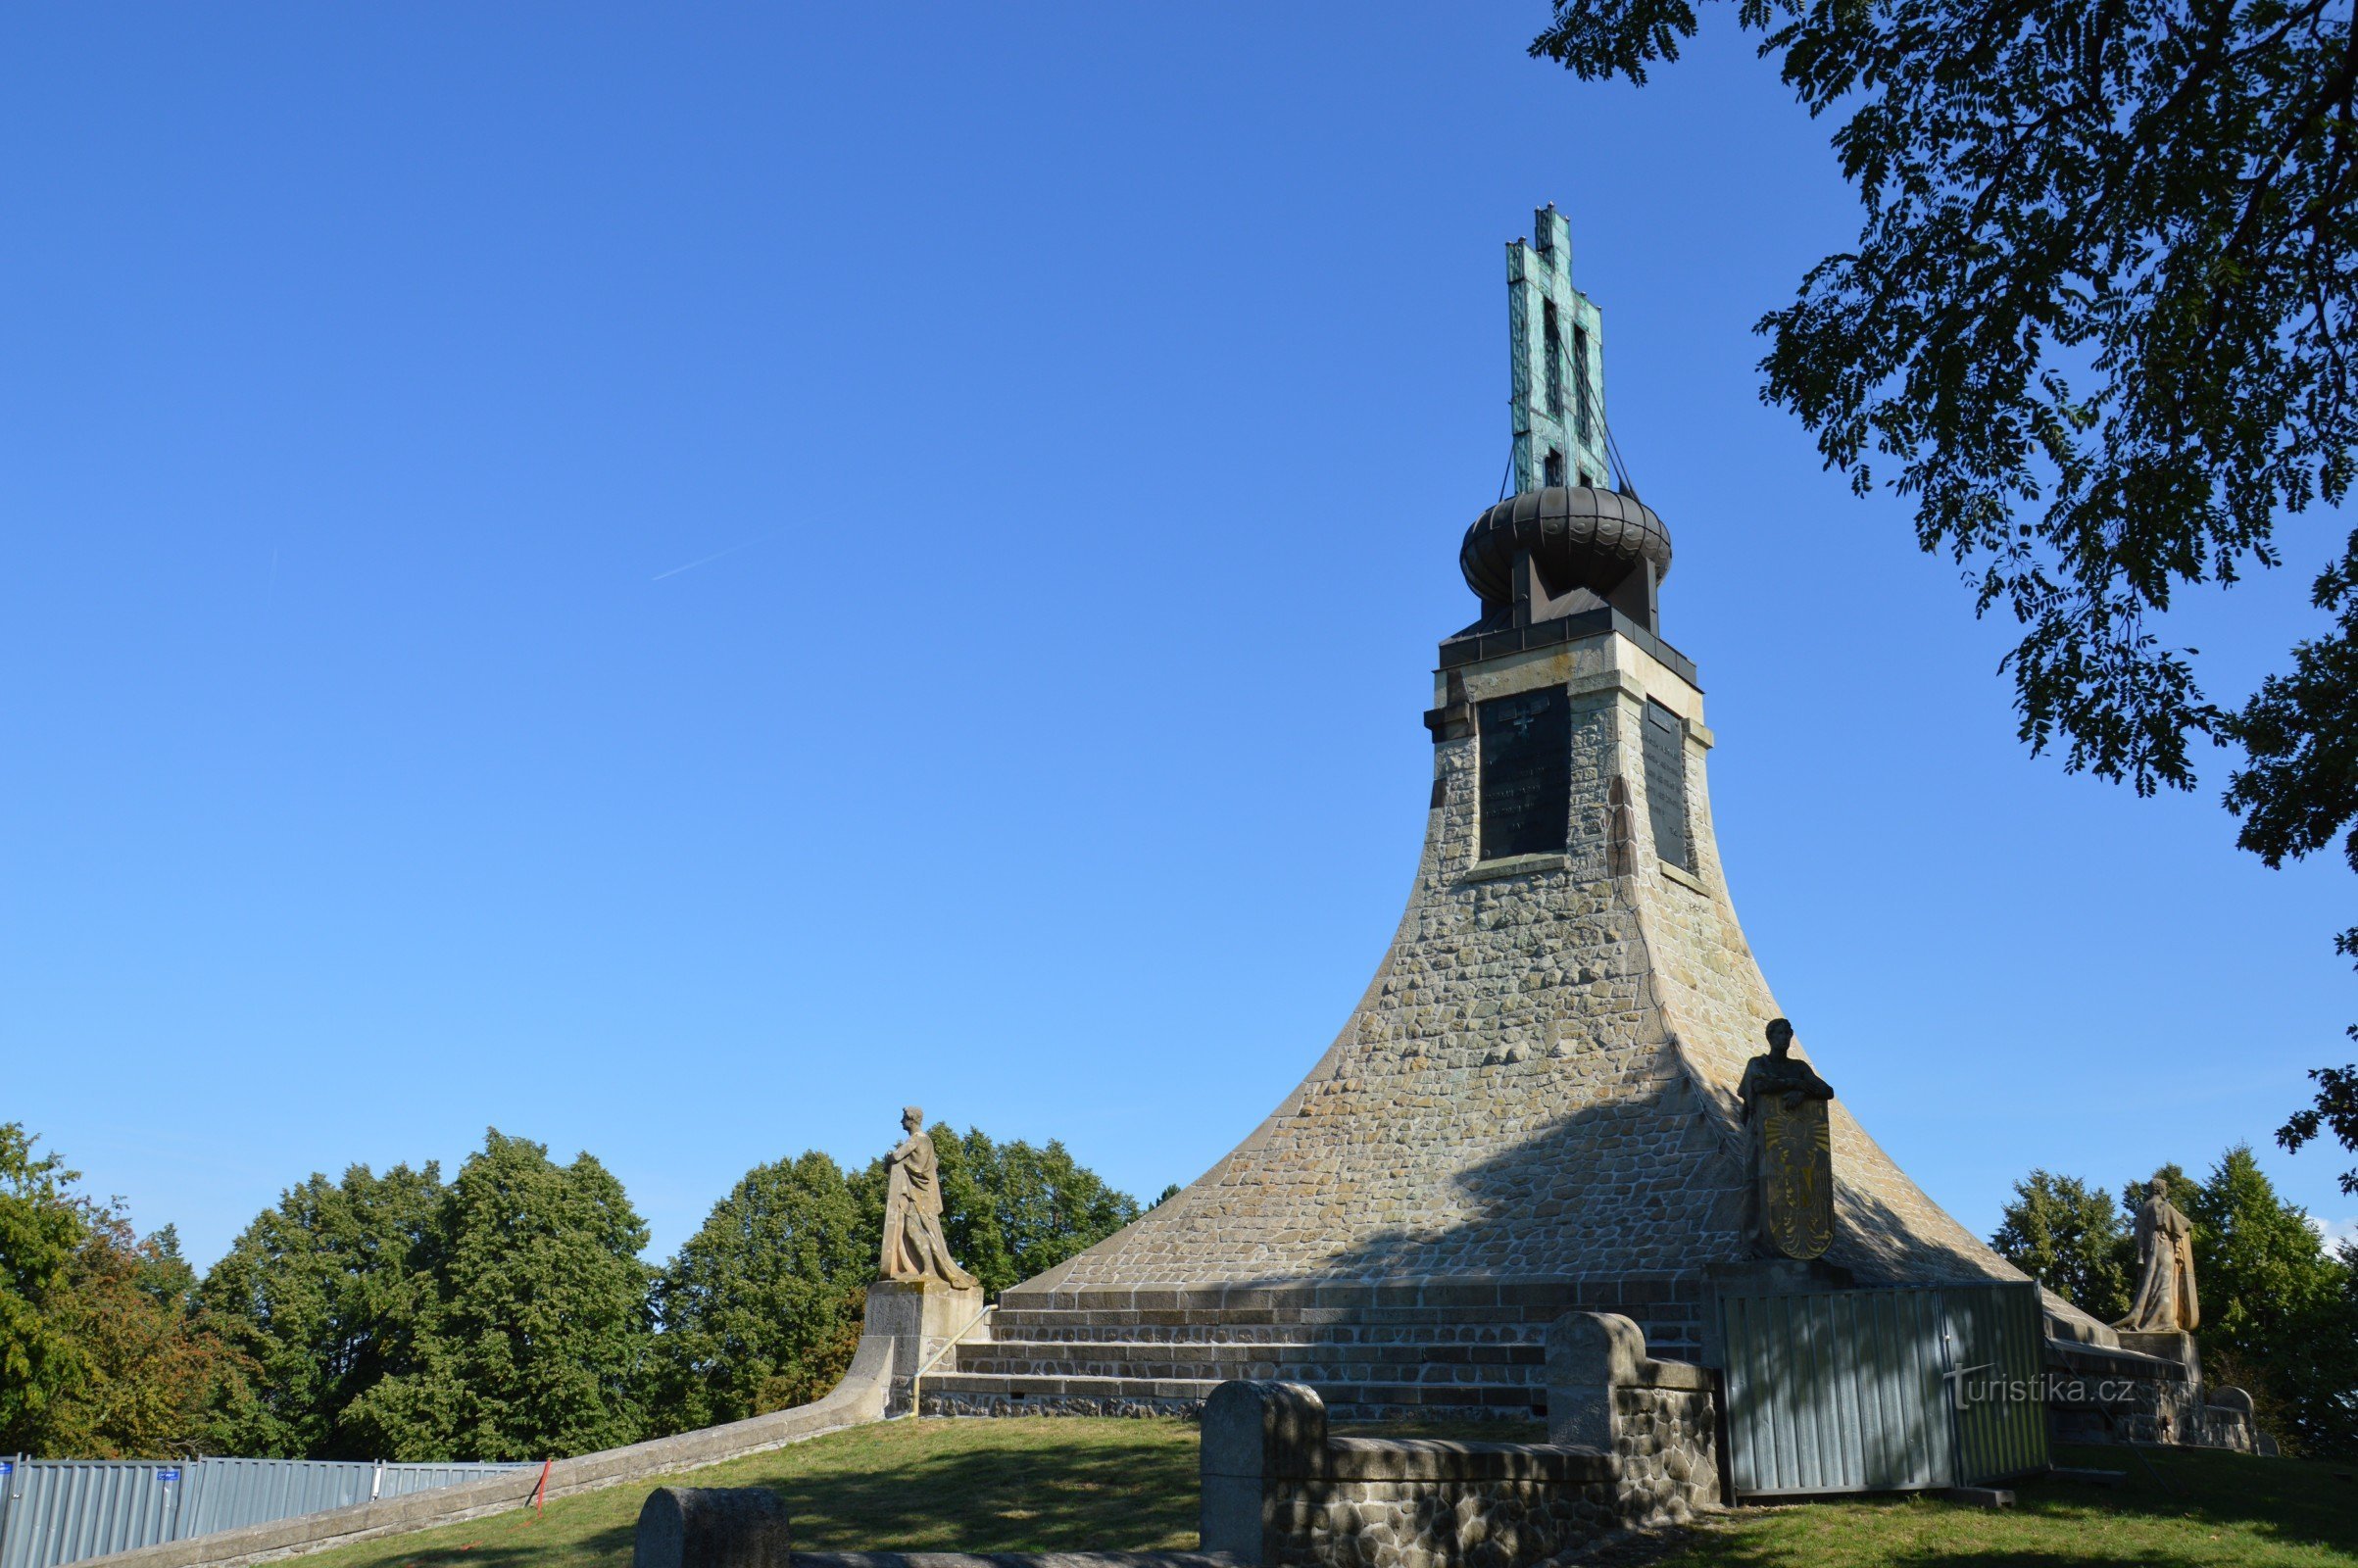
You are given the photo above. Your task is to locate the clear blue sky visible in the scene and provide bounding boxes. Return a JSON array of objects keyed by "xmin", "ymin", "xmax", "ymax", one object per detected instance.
[{"xmin": 4, "ymin": 4, "xmax": 2349, "ymax": 1270}]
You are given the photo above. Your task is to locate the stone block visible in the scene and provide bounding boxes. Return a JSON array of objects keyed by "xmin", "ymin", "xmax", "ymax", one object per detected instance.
[
  {"xmin": 632, "ymin": 1488, "xmax": 791, "ymax": 1568},
  {"xmin": 2118, "ymin": 1331, "xmax": 2200, "ymax": 1383},
  {"xmin": 1544, "ymin": 1314, "xmax": 1645, "ymax": 1448},
  {"xmin": 1202, "ymin": 1381, "xmax": 1328, "ymax": 1565}
]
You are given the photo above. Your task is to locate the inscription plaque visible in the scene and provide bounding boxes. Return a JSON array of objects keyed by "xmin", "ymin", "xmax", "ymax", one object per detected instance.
[{"xmin": 1477, "ymin": 687, "xmax": 1570, "ymax": 859}]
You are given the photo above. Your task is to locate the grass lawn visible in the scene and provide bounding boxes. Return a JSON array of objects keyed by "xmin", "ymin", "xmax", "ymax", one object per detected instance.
[
  {"xmin": 292, "ymin": 1420, "xmax": 2358, "ymax": 1568},
  {"xmin": 1656, "ymin": 1443, "xmax": 2358, "ymax": 1567}
]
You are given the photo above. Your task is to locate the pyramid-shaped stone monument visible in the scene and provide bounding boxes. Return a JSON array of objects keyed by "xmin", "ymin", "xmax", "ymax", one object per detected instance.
[{"xmin": 925, "ymin": 207, "xmax": 2084, "ymax": 1421}]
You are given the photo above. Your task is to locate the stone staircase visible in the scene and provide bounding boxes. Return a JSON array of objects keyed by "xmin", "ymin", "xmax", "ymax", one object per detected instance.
[{"xmin": 916, "ymin": 1279, "xmax": 1703, "ymax": 1422}]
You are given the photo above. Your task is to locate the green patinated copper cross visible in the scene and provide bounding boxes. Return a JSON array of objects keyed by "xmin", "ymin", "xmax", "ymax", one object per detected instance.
[{"xmin": 1507, "ymin": 204, "xmax": 1609, "ymax": 494}]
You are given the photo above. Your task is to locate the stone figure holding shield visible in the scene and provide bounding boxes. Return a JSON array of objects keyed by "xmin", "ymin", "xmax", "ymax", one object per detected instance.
[{"xmin": 1739, "ymin": 1018, "xmax": 1836, "ymax": 1260}]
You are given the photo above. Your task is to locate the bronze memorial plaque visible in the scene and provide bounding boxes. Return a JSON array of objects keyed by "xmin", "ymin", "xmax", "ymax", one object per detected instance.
[{"xmin": 1477, "ymin": 687, "xmax": 1570, "ymax": 859}]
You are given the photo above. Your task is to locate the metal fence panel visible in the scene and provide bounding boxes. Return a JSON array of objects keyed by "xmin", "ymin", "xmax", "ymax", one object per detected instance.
[
  {"xmin": 1945, "ymin": 1283, "xmax": 2051, "ymax": 1484},
  {"xmin": 0, "ymin": 1457, "xmax": 531, "ymax": 1568},
  {"xmin": 374, "ymin": 1464, "xmax": 531, "ymax": 1500},
  {"xmin": 1718, "ymin": 1280, "xmax": 2053, "ymax": 1497},
  {"xmin": 0, "ymin": 1463, "xmax": 185, "ymax": 1568},
  {"xmin": 1721, "ymin": 1285, "xmax": 1954, "ymax": 1495},
  {"xmin": 174, "ymin": 1461, "xmax": 372, "ymax": 1538}
]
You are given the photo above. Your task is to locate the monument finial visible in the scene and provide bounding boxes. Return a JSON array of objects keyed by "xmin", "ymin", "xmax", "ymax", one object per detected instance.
[{"xmin": 1506, "ymin": 203, "xmax": 1608, "ymax": 495}]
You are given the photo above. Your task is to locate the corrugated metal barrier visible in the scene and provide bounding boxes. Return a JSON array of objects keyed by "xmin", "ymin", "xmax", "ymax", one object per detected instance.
[
  {"xmin": 1718, "ymin": 1280, "xmax": 2048, "ymax": 1497},
  {"xmin": 0, "ymin": 1457, "xmax": 534, "ymax": 1568}
]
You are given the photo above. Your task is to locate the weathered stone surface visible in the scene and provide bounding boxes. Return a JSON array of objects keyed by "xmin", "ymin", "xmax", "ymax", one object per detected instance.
[
  {"xmin": 633, "ymin": 1488, "xmax": 791, "ymax": 1568},
  {"xmin": 883, "ymin": 1106, "xmax": 979, "ymax": 1290},
  {"xmin": 2116, "ymin": 1178, "xmax": 2199, "ymax": 1334},
  {"xmin": 2043, "ymin": 1339, "xmax": 2257, "ymax": 1452},
  {"xmin": 1006, "ymin": 628, "xmax": 2039, "ymax": 1304},
  {"xmin": 1200, "ymin": 1328, "xmax": 1716, "ymax": 1568}
]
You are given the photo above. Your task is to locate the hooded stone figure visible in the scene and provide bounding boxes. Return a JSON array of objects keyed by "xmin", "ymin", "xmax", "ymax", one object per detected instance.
[
  {"xmin": 2116, "ymin": 1176, "xmax": 2199, "ymax": 1334},
  {"xmin": 880, "ymin": 1106, "xmax": 978, "ymax": 1289}
]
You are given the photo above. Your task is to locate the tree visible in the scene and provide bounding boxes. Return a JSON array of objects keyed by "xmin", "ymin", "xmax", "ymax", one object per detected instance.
[
  {"xmin": 2170, "ymin": 1146, "xmax": 2357, "ymax": 1453},
  {"xmin": 1990, "ymin": 1169, "xmax": 2133, "ymax": 1320},
  {"xmin": 2, "ymin": 1125, "xmax": 241, "ymax": 1458},
  {"xmin": 1530, "ymin": 0, "xmax": 2358, "ymax": 1188},
  {"xmin": 650, "ymin": 1152, "xmax": 870, "ymax": 1433},
  {"xmin": 41, "ymin": 1214, "xmax": 243, "ymax": 1459},
  {"xmin": 199, "ymin": 1162, "xmax": 445, "ymax": 1458},
  {"xmin": 851, "ymin": 1125, "xmax": 1141, "ymax": 1297},
  {"xmin": 344, "ymin": 1130, "xmax": 654, "ymax": 1461},
  {"xmin": 0, "ymin": 1123, "xmax": 90, "ymax": 1452}
]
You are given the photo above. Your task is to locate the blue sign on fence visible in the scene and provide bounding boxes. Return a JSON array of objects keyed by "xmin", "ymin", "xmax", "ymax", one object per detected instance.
[{"xmin": 157, "ymin": 1470, "xmax": 179, "ymax": 1483}]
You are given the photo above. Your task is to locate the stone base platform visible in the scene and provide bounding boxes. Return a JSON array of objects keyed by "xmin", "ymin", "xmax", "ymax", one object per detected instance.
[{"xmin": 920, "ymin": 1277, "xmax": 1706, "ymax": 1423}]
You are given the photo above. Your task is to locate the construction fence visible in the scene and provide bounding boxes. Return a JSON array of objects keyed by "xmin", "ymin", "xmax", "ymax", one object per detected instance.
[{"xmin": 0, "ymin": 1457, "xmax": 536, "ymax": 1568}]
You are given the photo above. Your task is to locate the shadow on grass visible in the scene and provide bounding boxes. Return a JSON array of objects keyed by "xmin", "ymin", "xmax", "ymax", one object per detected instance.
[
  {"xmin": 2031, "ymin": 1442, "xmax": 2358, "ymax": 1557},
  {"xmin": 774, "ymin": 1432, "xmax": 1199, "ymax": 1553},
  {"xmin": 351, "ymin": 1422, "xmax": 1201, "ymax": 1568},
  {"xmin": 1667, "ymin": 1443, "xmax": 2358, "ymax": 1568}
]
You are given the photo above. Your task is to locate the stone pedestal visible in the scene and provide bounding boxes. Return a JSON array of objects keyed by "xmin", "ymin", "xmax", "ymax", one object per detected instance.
[
  {"xmin": 2118, "ymin": 1330, "xmax": 2200, "ymax": 1384},
  {"xmin": 865, "ymin": 1279, "xmax": 986, "ymax": 1412}
]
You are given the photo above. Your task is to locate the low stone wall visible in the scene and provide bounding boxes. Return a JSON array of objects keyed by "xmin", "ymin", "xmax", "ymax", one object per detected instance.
[
  {"xmin": 69, "ymin": 1283, "xmax": 965, "ymax": 1568},
  {"xmin": 1200, "ymin": 1314, "xmax": 1719, "ymax": 1568},
  {"xmin": 2043, "ymin": 1339, "xmax": 2257, "ymax": 1453}
]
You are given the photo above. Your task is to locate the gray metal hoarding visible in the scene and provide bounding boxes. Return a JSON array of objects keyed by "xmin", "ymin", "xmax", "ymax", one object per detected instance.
[
  {"xmin": 1717, "ymin": 1280, "xmax": 2049, "ymax": 1497},
  {"xmin": 0, "ymin": 1458, "xmax": 531, "ymax": 1568}
]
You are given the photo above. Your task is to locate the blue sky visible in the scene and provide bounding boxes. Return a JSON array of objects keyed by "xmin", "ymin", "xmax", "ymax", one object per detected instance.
[{"xmin": 4, "ymin": 4, "xmax": 2350, "ymax": 1269}]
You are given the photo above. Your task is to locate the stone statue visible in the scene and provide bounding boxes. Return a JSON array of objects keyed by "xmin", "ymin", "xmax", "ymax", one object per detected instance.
[
  {"xmin": 2116, "ymin": 1176, "xmax": 2199, "ymax": 1333},
  {"xmin": 879, "ymin": 1106, "xmax": 978, "ymax": 1289},
  {"xmin": 1738, "ymin": 1017, "xmax": 1835, "ymax": 1260}
]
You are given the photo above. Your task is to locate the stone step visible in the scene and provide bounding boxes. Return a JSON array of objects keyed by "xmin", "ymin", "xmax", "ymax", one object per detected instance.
[
  {"xmin": 981, "ymin": 1317, "xmax": 1546, "ymax": 1348},
  {"xmin": 989, "ymin": 1305, "xmax": 1545, "ymax": 1332},
  {"xmin": 918, "ymin": 1370, "xmax": 1550, "ymax": 1420},
  {"xmin": 954, "ymin": 1340, "xmax": 1546, "ymax": 1382}
]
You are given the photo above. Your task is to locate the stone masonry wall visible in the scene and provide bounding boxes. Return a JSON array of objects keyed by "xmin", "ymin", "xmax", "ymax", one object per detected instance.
[
  {"xmin": 1201, "ymin": 1315, "xmax": 1720, "ymax": 1568},
  {"xmin": 1021, "ymin": 626, "xmax": 2020, "ymax": 1299}
]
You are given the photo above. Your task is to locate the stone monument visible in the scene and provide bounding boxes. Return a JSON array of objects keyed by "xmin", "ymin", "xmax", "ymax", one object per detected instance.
[
  {"xmin": 879, "ymin": 1106, "xmax": 978, "ymax": 1289},
  {"xmin": 915, "ymin": 204, "xmax": 2094, "ymax": 1420},
  {"xmin": 866, "ymin": 1106, "xmax": 983, "ymax": 1413},
  {"xmin": 2114, "ymin": 1175, "xmax": 2201, "ymax": 1374},
  {"xmin": 2116, "ymin": 1177, "xmax": 2198, "ymax": 1334},
  {"xmin": 1738, "ymin": 1018, "xmax": 1835, "ymax": 1260}
]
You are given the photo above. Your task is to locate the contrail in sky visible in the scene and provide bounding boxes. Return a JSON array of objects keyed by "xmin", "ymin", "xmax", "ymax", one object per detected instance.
[{"xmin": 651, "ymin": 534, "xmax": 771, "ymax": 582}]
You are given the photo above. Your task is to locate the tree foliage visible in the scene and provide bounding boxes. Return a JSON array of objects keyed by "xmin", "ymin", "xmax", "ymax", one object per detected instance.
[
  {"xmin": 651, "ymin": 1151, "xmax": 870, "ymax": 1433},
  {"xmin": 1532, "ymin": 0, "xmax": 2358, "ymax": 1188},
  {"xmin": 340, "ymin": 1130, "xmax": 654, "ymax": 1461},
  {"xmin": 23, "ymin": 1118, "xmax": 1137, "ymax": 1461},
  {"xmin": 0, "ymin": 1125, "xmax": 242, "ymax": 1458},
  {"xmin": 199, "ymin": 1162, "xmax": 444, "ymax": 1458},
  {"xmin": 2008, "ymin": 1145, "xmax": 2356, "ymax": 1454},
  {"xmin": 1, "ymin": 1123, "xmax": 90, "ymax": 1451},
  {"xmin": 1990, "ymin": 1168, "xmax": 2133, "ymax": 1319},
  {"xmin": 2162, "ymin": 1145, "xmax": 2357, "ymax": 1452}
]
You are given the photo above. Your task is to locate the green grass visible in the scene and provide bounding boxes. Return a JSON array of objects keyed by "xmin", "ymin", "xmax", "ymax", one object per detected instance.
[
  {"xmin": 1655, "ymin": 1443, "xmax": 2358, "ymax": 1568},
  {"xmin": 299, "ymin": 1419, "xmax": 1203, "ymax": 1568},
  {"xmin": 294, "ymin": 1421, "xmax": 2358, "ymax": 1568}
]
